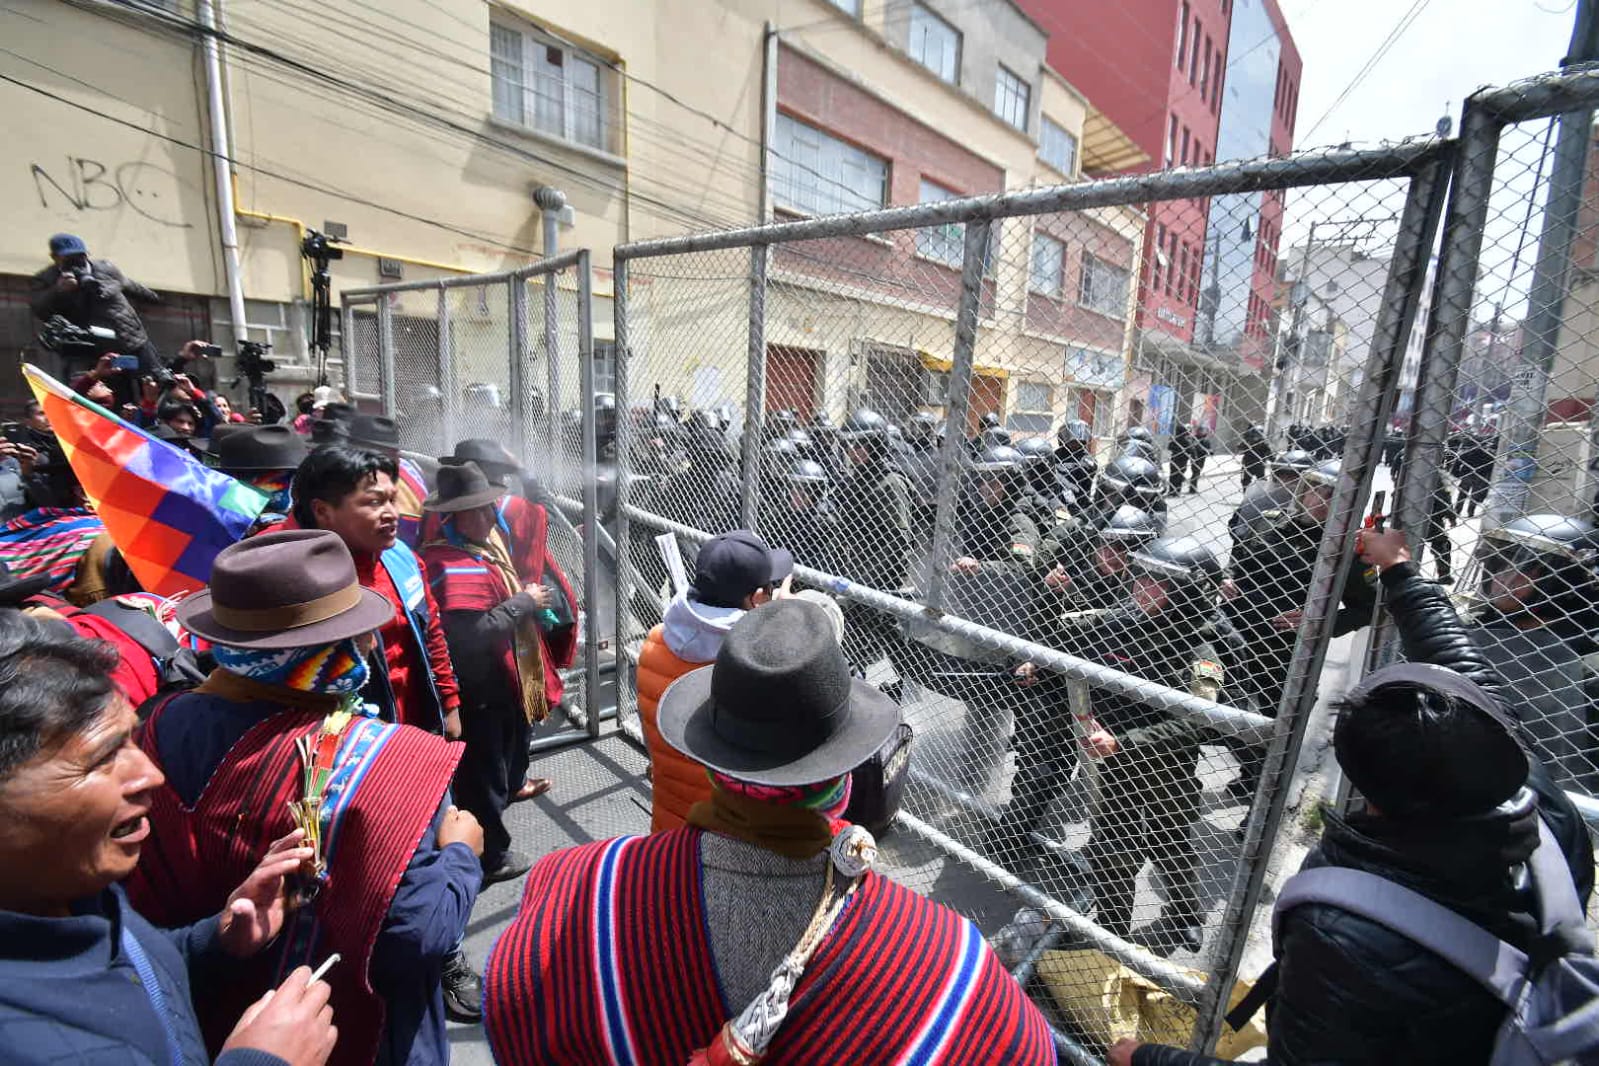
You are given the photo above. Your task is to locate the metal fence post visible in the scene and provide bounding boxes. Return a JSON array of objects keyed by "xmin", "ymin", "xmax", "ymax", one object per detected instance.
[
  {"xmin": 924, "ymin": 219, "xmax": 991, "ymax": 612},
  {"xmin": 575, "ymin": 253, "xmax": 603, "ymax": 737},
  {"xmin": 376, "ymin": 296, "xmax": 396, "ymax": 418},
  {"xmin": 508, "ymin": 275, "xmax": 529, "ymax": 460},
  {"xmin": 437, "ymin": 286, "xmax": 457, "ymax": 449},
  {"xmin": 340, "ymin": 297, "xmax": 357, "ymax": 396},
  {"xmin": 1190, "ymin": 149, "xmax": 1453, "ymax": 1052},
  {"xmin": 741, "ymin": 245, "xmax": 769, "ymax": 530},
  {"xmin": 611, "ymin": 257, "xmax": 633, "ymax": 726},
  {"xmin": 1393, "ymin": 102, "xmax": 1501, "ymax": 552}
]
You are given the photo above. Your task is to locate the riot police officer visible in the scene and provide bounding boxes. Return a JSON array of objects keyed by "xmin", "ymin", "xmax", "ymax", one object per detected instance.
[
  {"xmin": 1074, "ymin": 535, "xmax": 1238, "ymax": 954},
  {"xmin": 992, "ymin": 506, "xmax": 1163, "ymax": 872},
  {"xmin": 939, "ymin": 442, "xmax": 1041, "ymax": 783},
  {"xmin": 1014, "ymin": 436, "xmax": 1069, "ymax": 533},
  {"xmin": 1229, "ymin": 449, "xmax": 1311, "ymax": 548},
  {"xmin": 1167, "ymin": 423, "xmax": 1195, "ymax": 495},
  {"xmin": 833, "ymin": 408, "xmax": 913, "ymax": 693},
  {"xmin": 1240, "ymin": 424, "xmax": 1272, "ymax": 490},
  {"xmin": 1222, "ymin": 457, "xmax": 1377, "ymax": 797},
  {"xmin": 1467, "ymin": 513, "xmax": 1599, "ymax": 790},
  {"xmin": 760, "ymin": 450, "xmax": 834, "ymax": 576},
  {"xmin": 1054, "ymin": 419, "xmax": 1098, "ymax": 504},
  {"xmin": 897, "ymin": 412, "xmax": 942, "ymax": 548},
  {"xmin": 1086, "ymin": 454, "xmax": 1168, "ymax": 530}
]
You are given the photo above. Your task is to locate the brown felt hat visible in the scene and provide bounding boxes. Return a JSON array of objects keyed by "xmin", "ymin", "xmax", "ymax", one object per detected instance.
[
  {"xmin": 422, "ymin": 461, "xmax": 504, "ymax": 513},
  {"xmin": 177, "ymin": 529, "xmax": 394, "ymax": 650}
]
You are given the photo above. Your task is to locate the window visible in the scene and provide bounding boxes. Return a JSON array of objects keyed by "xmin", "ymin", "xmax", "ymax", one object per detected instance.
[
  {"xmin": 1030, "ymin": 233, "xmax": 1065, "ymax": 296},
  {"xmin": 994, "ymin": 66, "xmax": 1030, "ymax": 131},
  {"xmin": 909, "ymin": 4, "xmax": 960, "ymax": 84},
  {"xmin": 1177, "ymin": 242, "xmax": 1190, "ymax": 301},
  {"xmin": 1181, "ymin": 126, "xmax": 1191, "ymax": 166},
  {"xmin": 1200, "ymin": 38, "xmax": 1212, "ymax": 102},
  {"xmin": 1189, "ymin": 18, "xmax": 1201, "ymax": 84},
  {"xmin": 916, "ymin": 179, "xmax": 964, "ymax": 266},
  {"xmin": 1168, "ymin": 115, "xmax": 1179, "ymax": 167},
  {"xmin": 1080, "ymin": 253, "xmax": 1130, "ymax": 319},
  {"xmin": 1176, "ymin": 2, "xmax": 1190, "ymax": 71},
  {"xmin": 1039, "ymin": 117, "xmax": 1078, "ymax": 175},
  {"xmin": 491, "ymin": 21, "xmax": 611, "ymax": 152},
  {"xmin": 772, "ymin": 113, "xmax": 888, "ymax": 216},
  {"xmin": 1164, "ymin": 231, "xmax": 1178, "ymax": 295},
  {"xmin": 1008, "ymin": 380, "xmax": 1054, "ymax": 433}
]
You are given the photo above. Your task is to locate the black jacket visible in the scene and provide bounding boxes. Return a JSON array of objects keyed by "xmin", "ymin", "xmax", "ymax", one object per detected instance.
[
  {"xmin": 30, "ymin": 259, "xmax": 159, "ymax": 351},
  {"xmin": 833, "ymin": 459, "xmax": 911, "ymax": 591},
  {"xmin": 1135, "ymin": 561, "xmax": 1595, "ymax": 1066}
]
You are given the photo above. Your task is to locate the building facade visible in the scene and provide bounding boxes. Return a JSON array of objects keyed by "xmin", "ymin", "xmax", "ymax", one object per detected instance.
[{"xmin": 3, "ymin": 0, "xmax": 1147, "ymax": 448}]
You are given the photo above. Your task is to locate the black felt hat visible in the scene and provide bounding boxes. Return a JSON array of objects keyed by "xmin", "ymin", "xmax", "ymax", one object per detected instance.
[
  {"xmin": 216, "ymin": 424, "xmax": 308, "ymax": 475},
  {"xmin": 657, "ymin": 599, "xmax": 900, "ymax": 787}
]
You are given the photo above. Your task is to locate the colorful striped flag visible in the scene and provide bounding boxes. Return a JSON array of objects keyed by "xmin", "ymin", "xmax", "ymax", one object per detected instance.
[{"xmin": 23, "ymin": 364, "xmax": 268, "ymax": 597}]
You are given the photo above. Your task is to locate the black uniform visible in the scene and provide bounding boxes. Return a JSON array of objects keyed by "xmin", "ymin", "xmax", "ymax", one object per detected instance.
[
  {"xmin": 1167, "ymin": 425, "xmax": 1195, "ymax": 495},
  {"xmin": 1240, "ymin": 428, "xmax": 1272, "ymax": 490},
  {"xmin": 833, "ymin": 427, "xmax": 913, "ymax": 683},
  {"xmin": 1453, "ymin": 431, "xmax": 1496, "ymax": 518}
]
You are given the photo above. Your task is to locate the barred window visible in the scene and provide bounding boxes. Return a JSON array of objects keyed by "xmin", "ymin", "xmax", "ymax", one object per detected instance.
[
  {"xmin": 1030, "ymin": 233, "xmax": 1065, "ymax": 296},
  {"xmin": 1040, "ymin": 117, "xmax": 1078, "ymax": 176},
  {"xmin": 772, "ymin": 114, "xmax": 889, "ymax": 217},
  {"xmin": 1080, "ymin": 253, "xmax": 1130, "ymax": 319},
  {"xmin": 491, "ymin": 21, "xmax": 611, "ymax": 153},
  {"xmin": 908, "ymin": 4, "xmax": 960, "ymax": 84}
]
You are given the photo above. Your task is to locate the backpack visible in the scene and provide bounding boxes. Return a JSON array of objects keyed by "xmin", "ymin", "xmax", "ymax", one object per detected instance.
[
  {"xmin": 80, "ymin": 598, "xmax": 211, "ymax": 705},
  {"xmin": 1235, "ymin": 818, "xmax": 1599, "ymax": 1065}
]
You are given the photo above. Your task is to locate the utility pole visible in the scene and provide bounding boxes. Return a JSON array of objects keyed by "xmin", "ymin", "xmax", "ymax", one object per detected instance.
[{"xmin": 1482, "ymin": 0, "xmax": 1599, "ymax": 525}]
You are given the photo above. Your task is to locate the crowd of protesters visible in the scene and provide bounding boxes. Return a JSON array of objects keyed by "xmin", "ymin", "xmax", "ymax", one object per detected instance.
[{"xmin": 1, "ymin": 232, "xmax": 1597, "ymax": 1065}]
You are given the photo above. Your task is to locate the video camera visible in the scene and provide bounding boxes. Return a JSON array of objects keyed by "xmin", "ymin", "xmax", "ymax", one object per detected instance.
[{"xmin": 37, "ymin": 315, "xmax": 118, "ymax": 358}]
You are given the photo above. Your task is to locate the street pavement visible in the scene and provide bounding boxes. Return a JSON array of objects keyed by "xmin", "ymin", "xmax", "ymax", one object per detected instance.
[{"xmin": 446, "ymin": 451, "xmax": 1407, "ymax": 1062}]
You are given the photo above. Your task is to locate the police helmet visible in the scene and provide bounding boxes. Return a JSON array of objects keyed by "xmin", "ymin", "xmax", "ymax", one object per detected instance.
[
  {"xmin": 785, "ymin": 425, "xmax": 815, "ymax": 449},
  {"xmin": 656, "ymin": 396, "xmax": 684, "ymax": 421},
  {"xmin": 979, "ymin": 411, "xmax": 1002, "ymax": 431},
  {"xmin": 1269, "ymin": 449, "xmax": 1315, "ymax": 475},
  {"xmin": 713, "ymin": 403, "xmax": 737, "ymax": 431},
  {"xmin": 978, "ymin": 425, "xmax": 1014, "ymax": 450},
  {"xmin": 1243, "ymin": 424, "xmax": 1266, "ymax": 440},
  {"xmin": 969, "ymin": 442, "xmax": 1023, "ymax": 474},
  {"xmin": 1232, "ymin": 486, "xmax": 1292, "ymax": 541},
  {"xmin": 906, "ymin": 411, "xmax": 940, "ymax": 439},
  {"xmin": 1099, "ymin": 455, "xmax": 1164, "ymax": 501},
  {"xmin": 1300, "ymin": 458, "xmax": 1342, "ymax": 488},
  {"xmin": 1058, "ymin": 419, "xmax": 1093, "ymax": 446},
  {"xmin": 1478, "ymin": 514, "xmax": 1599, "ymax": 621},
  {"xmin": 1120, "ymin": 438, "xmax": 1160, "ymax": 464},
  {"xmin": 1100, "ymin": 505, "xmax": 1162, "ymax": 547},
  {"xmin": 1131, "ymin": 535, "xmax": 1224, "ymax": 586},
  {"xmin": 788, "ymin": 457, "xmax": 831, "ymax": 485},
  {"xmin": 1118, "ymin": 426, "xmax": 1155, "ymax": 445},
  {"xmin": 1014, "ymin": 436, "xmax": 1053, "ymax": 466},
  {"xmin": 841, "ymin": 407, "xmax": 890, "ymax": 442}
]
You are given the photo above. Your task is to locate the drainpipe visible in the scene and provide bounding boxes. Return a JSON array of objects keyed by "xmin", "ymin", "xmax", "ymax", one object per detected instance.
[{"xmin": 198, "ymin": 0, "xmax": 249, "ymax": 347}]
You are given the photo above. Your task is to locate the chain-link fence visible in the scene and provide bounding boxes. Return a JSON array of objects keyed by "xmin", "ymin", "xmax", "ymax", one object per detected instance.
[
  {"xmin": 1377, "ymin": 67, "xmax": 1599, "ymax": 822},
  {"xmin": 338, "ymin": 251, "xmax": 605, "ymax": 742},
  {"xmin": 610, "ymin": 138, "xmax": 1450, "ymax": 1055}
]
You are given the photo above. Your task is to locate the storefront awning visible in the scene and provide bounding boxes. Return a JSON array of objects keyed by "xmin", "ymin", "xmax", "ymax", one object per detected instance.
[{"xmin": 917, "ymin": 350, "xmax": 1009, "ymax": 379}]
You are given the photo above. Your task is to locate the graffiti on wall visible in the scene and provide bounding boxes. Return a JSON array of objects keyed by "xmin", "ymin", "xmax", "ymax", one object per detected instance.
[{"xmin": 30, "ymin": 156, "xmax": 193, "ymax": 229}]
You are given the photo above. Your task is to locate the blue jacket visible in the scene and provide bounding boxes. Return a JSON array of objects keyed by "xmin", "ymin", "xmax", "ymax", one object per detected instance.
[
  {"xmin": 363, "ymin": 542, "xmax": 447, "ymax": 733},
  {"xmin": 0, "ymin": 884, "xmax": 283, "ymax": 1066}
]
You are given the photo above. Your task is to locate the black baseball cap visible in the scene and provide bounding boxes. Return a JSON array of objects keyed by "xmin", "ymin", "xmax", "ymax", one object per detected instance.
[{"xmin": 691, "ymin": 530, "xmax": 794, "ymax": 608}]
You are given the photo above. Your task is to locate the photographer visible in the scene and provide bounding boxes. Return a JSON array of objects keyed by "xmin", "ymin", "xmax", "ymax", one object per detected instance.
[{"xmin": 29, "ymin": 234, "xmax": 164, "ymax": 378}]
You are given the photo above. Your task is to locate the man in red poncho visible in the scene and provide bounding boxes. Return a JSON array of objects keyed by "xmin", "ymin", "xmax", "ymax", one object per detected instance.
[{"xmin": 421, "ymin": 461, "xmax": 576, "ymax": 886}]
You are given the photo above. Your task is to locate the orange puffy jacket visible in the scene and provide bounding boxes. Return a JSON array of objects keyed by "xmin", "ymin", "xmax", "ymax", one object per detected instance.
[{"xmin": 636, "ymin": 624, "xmax": 714, "ymax": 832}]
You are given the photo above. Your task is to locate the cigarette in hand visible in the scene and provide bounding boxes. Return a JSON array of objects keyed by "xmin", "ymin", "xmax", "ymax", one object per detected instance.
[{"xmin": 308, "ymin": 952, "xmax": 341, "ymax": 985}]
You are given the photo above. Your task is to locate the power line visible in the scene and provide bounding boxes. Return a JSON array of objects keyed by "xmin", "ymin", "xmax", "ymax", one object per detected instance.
[{"xmin": 1300, "ymin": 0, "xmax": 1432, "ymax": 143}]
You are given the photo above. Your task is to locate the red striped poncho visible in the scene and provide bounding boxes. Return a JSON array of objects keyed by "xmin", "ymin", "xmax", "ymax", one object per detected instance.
[
  {"xmin": 125, "ymin": 693, "xmax": 461, "ymax": 1066},
  {"xmin": 485, "ymin": 829, "xmax": 1057, "ymax": 1065}
]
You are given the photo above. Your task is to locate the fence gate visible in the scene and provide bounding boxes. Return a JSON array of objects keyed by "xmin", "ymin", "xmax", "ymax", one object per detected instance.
[
  {"xmin": 339, "ymin": 251, "xmax": 605, "ymax": 744},
  {"xmin": 610, "ymin": 140, "xmax": 1450, "ymax": 1056}
]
